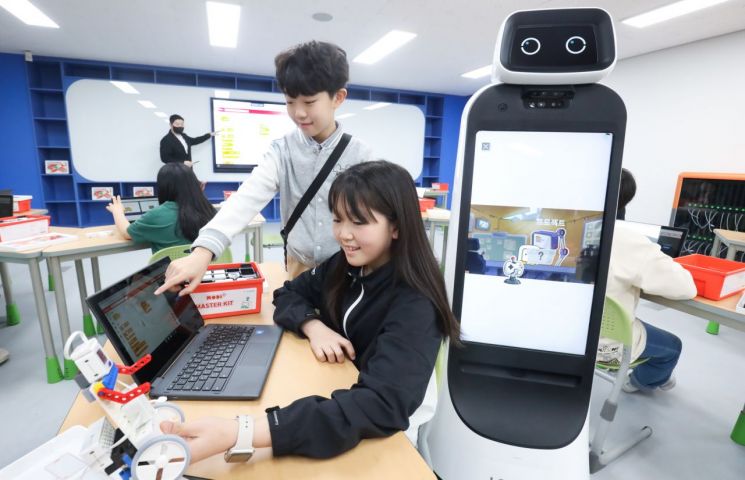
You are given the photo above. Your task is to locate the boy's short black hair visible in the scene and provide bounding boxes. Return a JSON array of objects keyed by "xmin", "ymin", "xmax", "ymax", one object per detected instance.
[
  {"xmin": 169, "ymin": 114, "xmax": 184, "ymax": 124},
  {"xmin": 275, "ymin": 41, "xmax": 349, "ymax": 98}
]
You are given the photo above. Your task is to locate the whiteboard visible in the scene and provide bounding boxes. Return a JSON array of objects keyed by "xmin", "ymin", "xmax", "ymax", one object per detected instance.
[{"xmin": 66, "ymin": 80, "xmax": 425, "ymax": 182}]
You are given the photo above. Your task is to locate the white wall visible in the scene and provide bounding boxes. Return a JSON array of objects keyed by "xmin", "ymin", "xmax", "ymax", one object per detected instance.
[{"xmin": 602, "ymin": 30, "xmax": 745, "ymax": 224}]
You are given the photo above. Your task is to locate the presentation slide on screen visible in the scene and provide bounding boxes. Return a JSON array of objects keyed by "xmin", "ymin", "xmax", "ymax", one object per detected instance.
[
  {"xmin": 211, "ymin": 98, "xmax": 296, "ymax": 170},
  {"xmin": 460, "ymin": 131, "xmax": 612, "ymax": 355}
]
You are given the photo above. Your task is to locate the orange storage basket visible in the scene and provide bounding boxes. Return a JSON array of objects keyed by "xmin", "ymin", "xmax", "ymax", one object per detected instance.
[
  {"xmin": 418, "ymin": 198, "xmax": 436, "ymax": 212},
  {"xmin": 674, "ymin": 254, "xmax": 745, "ymax": 300}
]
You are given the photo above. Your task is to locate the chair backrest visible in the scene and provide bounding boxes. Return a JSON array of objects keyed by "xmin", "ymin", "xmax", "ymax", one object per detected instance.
[
  {"xmin": 148, "ymin": 245, "xmax": 233, "ymax": 265},
  {"xmin": 600, "ymin": 296, "xmax": 635, "ymax": 347}
]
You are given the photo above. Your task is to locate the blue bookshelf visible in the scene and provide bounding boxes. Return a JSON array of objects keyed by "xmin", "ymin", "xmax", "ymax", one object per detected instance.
[{"xmin": 25, "ymin": 57, "xmax": 448, "ymax": 226}]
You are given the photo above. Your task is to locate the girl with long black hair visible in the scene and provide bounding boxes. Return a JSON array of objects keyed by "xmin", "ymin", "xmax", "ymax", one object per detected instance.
[
  {"xmin": 106, "ymin": 163, "xmax": 216, "ymax": 253},
  {"xmin": 160, "ymin": 160, "xmax": 459, "ymax": 461}
]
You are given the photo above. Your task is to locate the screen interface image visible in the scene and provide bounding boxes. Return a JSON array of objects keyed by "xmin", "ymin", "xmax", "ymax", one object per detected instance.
[
  {"xmin": 97, "ymin": 264, "xmax": 201, "ymax": 360},
  {"xmin": 461, "ymin": 131, "xmax": 612, "ymax": 355},
  {"xmin": 211, "ymin": 98, "xmax": 296, "ymax": 171}
]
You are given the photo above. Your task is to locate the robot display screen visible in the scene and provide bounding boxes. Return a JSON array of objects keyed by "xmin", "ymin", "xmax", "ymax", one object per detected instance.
[{"xmin": 461, "ymin": 131, "xmax": 612, "ymax": 355}]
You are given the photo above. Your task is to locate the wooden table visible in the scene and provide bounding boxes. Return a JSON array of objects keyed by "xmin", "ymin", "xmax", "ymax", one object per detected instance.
[
  {"xmin": 641, "ymin": 292, "xmax": 745, "ymax": 445},
  {"xmin": 43, "ymin": 226, "xmax": 151, "ymax": 378},
  {"xmin": 59, "ymin": 263, "xmax": 435, "ymax": 479},
  {"xmin": 0, "ymin": 231, "xmax": 74, "ymax": 383},
  {"xmin": 712, "ymin": 228, "xmax": 745, "ymax": 261}
]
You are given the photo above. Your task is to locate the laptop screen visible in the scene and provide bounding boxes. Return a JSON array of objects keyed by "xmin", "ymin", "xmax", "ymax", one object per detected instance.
[
  {"xmin": 121, "ymin": 196, "xmax": 160, "ymax": 221},
  {"xmin": 619, "ymin": 221, "xmax": 688, "ymax": 258},
  {"xmin": 86, "ymin": 258, "xmax": 204, "ymax": 382}
]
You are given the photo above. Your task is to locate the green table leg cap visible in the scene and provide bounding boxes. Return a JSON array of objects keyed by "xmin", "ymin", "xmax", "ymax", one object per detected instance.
[
  {"xmin": 731, "ymin": 410, "xmax": 745, "ymax": 446},
  {"xmin": 46, "ymin": 357, "xmax": 64, "ymax": 384},
  {"xmin": 6, "ymin": 303, "xmax": 21, "ymax": 326},
  {"xmin": 82, "ymin": 314, "xmax": 96, "ymax": 338},
  {"xmin": 48, "ymin": 274, "xmax": 55, "ymax": 292},
  {"xmin": 706, "ymin": 321, "xmax": 720, "ymax": 335},
  {"xmin": 96, "ymin": 321, "xmax": 105, "ymax": 335},
  {"xmin": 245, "ymin": 253, "xmax": 251, "ymax": 262},
  {"xmin": 63, "ymin": 358, "xmax": 78, "ymax": 380}
]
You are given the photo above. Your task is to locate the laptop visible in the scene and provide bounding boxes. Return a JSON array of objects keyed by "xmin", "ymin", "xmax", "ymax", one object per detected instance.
[
  {"xmin": 86, "ymin": 258, "xmax": 282, "ymax": 400},
  {"xmin": 120, "ymin": 196, "xmax": 160, "ymax": 221},
  {"xmin": 620, "ymin": 220, "xmax": 688, "ymax": 258}
]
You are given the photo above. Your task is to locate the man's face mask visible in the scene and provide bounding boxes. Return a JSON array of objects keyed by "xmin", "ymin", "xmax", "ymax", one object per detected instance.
[{"xmin": 173, "ymin": 126, "xmax": 184, "ymax": 134}]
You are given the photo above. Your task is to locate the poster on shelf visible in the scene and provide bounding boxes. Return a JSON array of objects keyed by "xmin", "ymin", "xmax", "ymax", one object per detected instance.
[
  {"xmin": 132, "ymin": 186, "xmax": 154, "ymax": 197},
  {"xmin": 44, "ymin": 160, "xmax": 70, "ymax": 174},
  {"xmin": 91, "ymin": 187, "xmax": 114, "ymax": 201}
]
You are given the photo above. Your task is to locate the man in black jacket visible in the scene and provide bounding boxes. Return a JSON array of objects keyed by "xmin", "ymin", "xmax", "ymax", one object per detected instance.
[{"xmin": 159, "ymin": 114, "xmax": 217, "ymax": 165}]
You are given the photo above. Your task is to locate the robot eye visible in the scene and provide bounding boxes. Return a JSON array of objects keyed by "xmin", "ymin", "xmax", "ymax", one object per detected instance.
[
  {"xmin": 520, "ymin": 37, "xmax": 541, "ymax": 56},
  {"xmin": 565, "ymin": 36, "xmax": 587, "ymax": 55}
]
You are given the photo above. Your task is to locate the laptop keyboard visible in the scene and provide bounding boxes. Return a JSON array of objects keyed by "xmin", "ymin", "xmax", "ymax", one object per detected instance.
[{"xmin": 168, "ymin": 325, "xmax": 254, "ymax": 392}]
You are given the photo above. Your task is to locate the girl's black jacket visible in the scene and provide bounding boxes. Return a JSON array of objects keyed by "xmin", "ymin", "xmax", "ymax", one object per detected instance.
[{"xmin": 268, "ymin": 251, "xmax": 442, "ymax": 458}]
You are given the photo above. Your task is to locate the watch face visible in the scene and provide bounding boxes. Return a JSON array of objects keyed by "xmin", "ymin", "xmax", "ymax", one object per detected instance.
[{"xmin": 224, "ymin": 450, "xmax": 254, "ymax": 463}]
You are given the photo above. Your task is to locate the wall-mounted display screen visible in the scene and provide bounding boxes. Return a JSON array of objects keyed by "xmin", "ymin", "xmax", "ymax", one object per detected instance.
[
  {"xmin": 210, "ymin": 98, "xmax": 296, "ymax": 172},
  {"xmin": 460, "ymin": 131, "xmax": 612, "ymax": 355}
]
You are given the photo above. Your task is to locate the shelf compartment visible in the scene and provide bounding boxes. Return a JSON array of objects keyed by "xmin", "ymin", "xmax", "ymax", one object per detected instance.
[
  {"xmin": 42, "ymin": 175, "xmax": 76, "ymax": 202},
  {"xmin": 198, "ymin": 74, "xmax": 236, "ymax": 89},
  {"xmin": 27, "ymin": 62, "xmax": 62, "ymax": 89},
  {"xmin": 111, "ymin": 67, "xmax": 155, "ymax": 82},
  {"xmin": 347, "ymin": 87, "xmax": 370, "ymax": 100},
  {"xmin": 34, "ymin": 120, "xmax": 70, "ymax": 147},
  {"xmin": 237, "ymin": 77, "xmax": 273, "ymax": 92},
  {"xmin": 30, "ymin": 90, "xmax": 66, "ymax": 118},
  {"xmin": 46, "ymin": 202, "xmax": 79, "ymax": 226},
  {"xmin": 64, "ymin": 62, "xmax": 110, "ymax": 79},
  {"xmin": 156, "ymin": 70, "xmax": 197, "ymax": 86}
]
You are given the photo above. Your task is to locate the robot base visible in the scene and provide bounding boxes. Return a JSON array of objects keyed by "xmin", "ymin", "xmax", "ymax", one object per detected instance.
[{"xmin": 424, "ymin": 380, "xmax": 590, "ymax": 480}]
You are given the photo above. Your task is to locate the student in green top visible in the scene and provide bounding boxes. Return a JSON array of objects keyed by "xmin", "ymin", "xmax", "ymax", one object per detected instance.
[{"xmin": 106, "ymin": 163, "xmax": 216, "ymax": 253}]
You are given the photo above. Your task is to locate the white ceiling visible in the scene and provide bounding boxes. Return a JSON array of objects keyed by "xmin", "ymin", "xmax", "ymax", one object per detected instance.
[{"xmin": 1, "ymin": 0, "xmax": 744, "ymax": 95}]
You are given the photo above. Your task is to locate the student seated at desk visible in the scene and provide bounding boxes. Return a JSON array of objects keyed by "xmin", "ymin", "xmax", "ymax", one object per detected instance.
[
  {"xmin": 159, "ymin": 161, "xmax": 460, "ymax": 461},
  {"xmin": 605, "ymin": 168, "xmax": 697, "ymax": 393},
  {"xmin": 106, "ymin": 163, "xmax": 216, "ymax": 253}
]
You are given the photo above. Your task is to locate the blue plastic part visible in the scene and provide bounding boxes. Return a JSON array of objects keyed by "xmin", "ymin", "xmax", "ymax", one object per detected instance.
[
  {"xmin": 102, "ymin": 363, "xmax": 119, "ymax": 390},
  {"xmin": 118, "ymin": 453, "xmax": 133, "ymax": 480}
]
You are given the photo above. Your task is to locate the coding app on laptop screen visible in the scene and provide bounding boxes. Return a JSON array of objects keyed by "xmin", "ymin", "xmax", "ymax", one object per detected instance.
[
  {"xmin": 460, "ymin": 131, "xmax": 612, "ymax": 355},
  {"xmin": 97, "ymin": 263, "xmax": 201, "ymax": 360}
]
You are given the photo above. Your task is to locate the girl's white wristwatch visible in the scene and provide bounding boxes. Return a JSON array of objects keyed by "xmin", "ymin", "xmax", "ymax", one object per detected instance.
[{"xmin": 224, "ymin": 415, "xmax": 255, "ymax": 463}]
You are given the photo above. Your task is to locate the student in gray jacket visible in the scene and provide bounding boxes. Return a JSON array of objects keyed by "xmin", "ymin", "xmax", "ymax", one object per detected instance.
[{"xmin": 158, "ymin": 41, "xmax": 373, "ymax": 294}]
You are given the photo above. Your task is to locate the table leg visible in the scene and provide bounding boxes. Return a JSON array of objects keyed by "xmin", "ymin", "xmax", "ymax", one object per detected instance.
[
  {"xmin": 732, "ymin": 403, "xmax": 745, "ymax": 446},
  {"xmin": 244, "ymin": 230, "xmax": 251, "ymax": 262},
  {"xmin": 426, "ymin": 220, "xmax": 436, "ymax": 249},
  {"xmin": 255, "ymin": 226, "xmax": 264, "ymax": 263},
  {"xmin": 47, "ymin": 257, "xmax": 77, "ymax": 379},
  {"xmin": 725, "ymin": 244, "xmax": 736, "ymax": 261},
  {"xmin": 28, "ymin": 258, "xmax": 63, "ymax": 383},
  {"xmin": 90, "ymin": 257, "xmax": 104, "ymax": 334},
  {"xmin": 75, "ymin": 260, "xmax": 96, "ymax": 338},
  {"xmin": 1, "ymin": 262, "xmax": 20, "ymax": 326},
  {"xmin": 441, "ymin": 225, "xmax": 449, "ymax": 270},
  {"xmin": 711, "ymin": 236, "xmax": 722, "ymax": 258}
]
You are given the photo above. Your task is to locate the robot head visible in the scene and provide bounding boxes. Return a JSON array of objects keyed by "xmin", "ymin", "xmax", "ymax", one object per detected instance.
[{"xmin": 493, "ymin": 8, "xmax": 616, "ymax": 85}]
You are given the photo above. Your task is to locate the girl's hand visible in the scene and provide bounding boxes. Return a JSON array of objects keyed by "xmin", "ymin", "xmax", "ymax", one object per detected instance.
[
  {"xmin": 301, "ymin": 319, "xmax": 356, "ymax": 363},
  {"xmin": 105, "ymin": 195, "xmax": 125, "ymax": 216},
  {"xmin": 161, "ymin": 417, "xmax": 237, "ymax": 463},
  {"xmin": 154, "ymin": 247, "xmax": 213, "ymax": 296}
]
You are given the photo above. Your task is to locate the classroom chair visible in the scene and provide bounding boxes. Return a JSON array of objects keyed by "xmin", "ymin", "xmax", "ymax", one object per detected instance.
[
  {"xmin": 589, "ymin": 296, "xmax": 652, "ymax": 473},
  {"xmin": 148, "ymin": 245, "xmax": 233, "ymax": 265}
]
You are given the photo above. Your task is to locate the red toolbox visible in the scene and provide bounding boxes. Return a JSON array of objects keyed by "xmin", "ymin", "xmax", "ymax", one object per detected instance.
[
  {"xmin": 12, "ymin": 195, "xmax": 32, "ymax": 213},
  {"xmin": 418, "ymin": 198, "xmax": 436, "ymax": 212},
  {"xmin": 190, "ymin": 262, "xmax": 264, "ymax": 319},
  {"xmin": 0, "ymin": 214, "xmax": 50, "ymax": 243},
  {"xmin": 674, "ymin": 254, "xmax": 745, "ymax": 300}
]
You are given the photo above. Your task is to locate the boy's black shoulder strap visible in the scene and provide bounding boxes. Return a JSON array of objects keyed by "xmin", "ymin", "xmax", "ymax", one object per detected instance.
[{"xmin": 280, "ymin": 133, "xmax": 352, "ymax": 265}]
